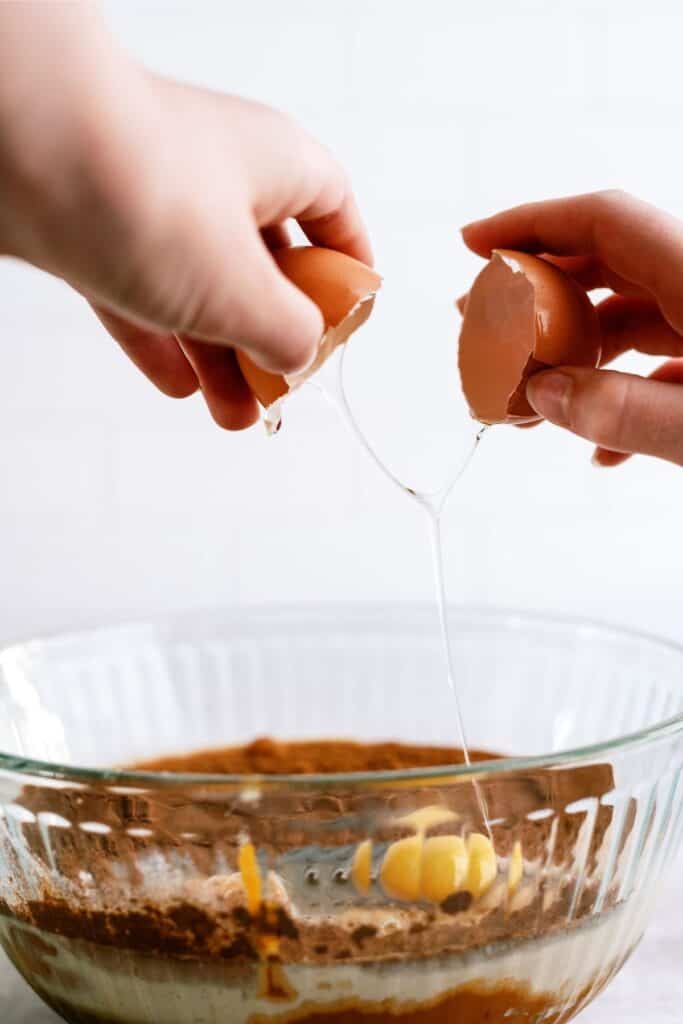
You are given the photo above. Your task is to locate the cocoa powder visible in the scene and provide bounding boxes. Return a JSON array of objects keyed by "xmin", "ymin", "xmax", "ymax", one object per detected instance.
[{"xmin": 133, "ymin": 738, "xmax": 499, "ymax": 775}]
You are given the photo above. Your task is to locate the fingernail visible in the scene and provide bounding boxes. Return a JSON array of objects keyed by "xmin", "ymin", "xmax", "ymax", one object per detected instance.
[
  {"xmin": 526, "ymin": 372, "xmax": 573, "ymax": 426},
  {"xmin": 592, "ymin": 447, "xmax": 628, "ymax": 469},
  {"xmin": 591, "ymin": 447, "xmax": 613, "ymax": 468}
]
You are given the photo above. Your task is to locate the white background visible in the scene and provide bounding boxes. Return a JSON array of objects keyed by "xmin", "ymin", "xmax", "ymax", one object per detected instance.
[
  {"xmin": 1, "ymin": 0, "xmax": 683, "ymax": 644},
  {"xmin": 2, "ymin": 7, "xmax": 683, "ymax": 1020}
]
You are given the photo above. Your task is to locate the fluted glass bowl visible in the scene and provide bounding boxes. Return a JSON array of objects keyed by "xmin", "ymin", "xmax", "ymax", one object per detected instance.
[{"xmin": 1, "ymin": 605, "xmax": 683, "ymax": 1024}]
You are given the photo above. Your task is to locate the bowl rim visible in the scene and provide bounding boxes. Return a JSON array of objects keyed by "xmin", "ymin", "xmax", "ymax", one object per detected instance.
[{"xmin": 2, "ymin": 603, "xmax": 683, "ymax": 788}]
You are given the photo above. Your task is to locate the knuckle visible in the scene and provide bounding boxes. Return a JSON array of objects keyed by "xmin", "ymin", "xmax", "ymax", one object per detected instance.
[
  {"xmin": 588, "ymin": 190, "xmax": 637, "ymax": 268},
  {"xmin": 594, "ymin": 188, "xmax": 630, "ymax": 209},
  {"xmin": 592, "ymin": 189, "xmax": 639, "ymax": 232},
  {"xmin": 326, "ymin": 160, "xmax": 351, "ymax": 205},
  {"xmin": 299, "ymin": 144, "xmax": 349, "ymax": 221},
  {"xmin": 321, "ymin": 162, "xmax": 350, "ymax": 215},
  {"xmin": 174, "ymin": 277, "xmax": 228, "ymax": 340},
  {"xmin": 608, "ymin": 376, "xmax": 634, "ymax": 450}
]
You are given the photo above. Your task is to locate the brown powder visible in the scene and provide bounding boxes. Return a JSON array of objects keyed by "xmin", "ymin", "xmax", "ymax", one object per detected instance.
[
  {"xmin": 133, "ymin": 738, "xmax": 500, "ymax": 775},
  {"xmin": 4, "ymin": 739, "xmax": 625, "ymax": 980}
]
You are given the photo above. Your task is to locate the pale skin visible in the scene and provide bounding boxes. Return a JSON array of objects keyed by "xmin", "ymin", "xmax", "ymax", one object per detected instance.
[
  {"xmin": 0, "ymin": 3, "xmax": 371, "ymax": 431},
  {"xmin": 462, "ymin": 191, "xmax": 683, "ymax": 468},
  {"xmin": 1, "ymin": 12, "xmax": 680, "ymax": 465}
]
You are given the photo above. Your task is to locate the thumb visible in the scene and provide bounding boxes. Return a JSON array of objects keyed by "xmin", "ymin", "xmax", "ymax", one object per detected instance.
[
  {"xmin": 177, "ymin": 225, "xmax": 323, "ymax": 375},
  {"xmin": 526, "ymin": 366, "xmax": 683, "ymax": 466}
]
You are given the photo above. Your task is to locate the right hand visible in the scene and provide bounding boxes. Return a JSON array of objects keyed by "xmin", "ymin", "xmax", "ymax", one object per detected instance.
[{"xmin": 0, "ymin": 3, "xmax": 372, "ymax": 430}]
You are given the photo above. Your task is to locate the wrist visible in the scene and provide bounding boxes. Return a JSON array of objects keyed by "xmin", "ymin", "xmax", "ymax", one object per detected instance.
[{"xmin": 0, "ymin": 3, "xmax": 133, "ymax": 259}]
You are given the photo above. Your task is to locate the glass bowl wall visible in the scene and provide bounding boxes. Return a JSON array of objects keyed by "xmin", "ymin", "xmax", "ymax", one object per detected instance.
[{"xmin": 1, "ymin": 606, "xmax": 682, "ymax": 1024}]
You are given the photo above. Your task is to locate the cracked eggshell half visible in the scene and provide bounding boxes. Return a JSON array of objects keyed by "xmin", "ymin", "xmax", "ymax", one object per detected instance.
[
  {"xmin": 236, "ymin": 246, "xmax": 382, "ymax": 429},
  {"xmin": 458, "ymin": 249, "xmax": 602, "ymax": 425}
]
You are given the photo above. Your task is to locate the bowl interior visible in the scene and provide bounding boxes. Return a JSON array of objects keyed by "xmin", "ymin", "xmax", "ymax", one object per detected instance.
[
  {"xmin": 1, "ymin": 607, "xmax": 683, "ymax": 1024},
  {"xmin": 0, "ymin": 605, "xmax": 682, "ymax": 775}
]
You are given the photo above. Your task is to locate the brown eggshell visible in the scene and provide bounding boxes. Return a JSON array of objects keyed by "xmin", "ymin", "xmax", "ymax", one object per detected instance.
[
  {"xmin": 236, "ymin": 246, "xmax": 382, "ymax": 413},
  {"xmin": 458, "ymin": 250, "xmax": 602, "ymax": 424}
]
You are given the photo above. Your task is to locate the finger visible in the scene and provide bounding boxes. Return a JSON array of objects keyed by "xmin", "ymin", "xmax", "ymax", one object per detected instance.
[
  {"xmin": 298, "ymin": 187, "xmax": 373, "ymax": 266},
  {"xmin": 461, "ymin": 191, "xmax": 683, "ymax": 332},
  {"xmin": 526, "ymin": 365, "xmax": 683, "ymax": 466},
  {"xmin": 538, "ymin": 255, "xmax": 605, "ymax": 290},
  {"xmin": 92, "ymin": 306, "xmax": 199, "ymax": 399},
  {"xmin": 647, "ymin": 357, "xmax": 683, "ymax": 385},
  {"xmin": 597, "ymin": 294, "xmax": 683, "ymax": 365},
  {"xmin": 593, "ymin": 360, "xmax": 683, "ymax": 467},
  {"xmin": 242, "ymin": 108, "xmax": 373, "ymax": 265},
  {"xmin": 181, "ymin": 221, "xmax": 324, "ymax": 376},
  {"xmin": 538, "ymin": 255, "xmax": 647, "ymax": 297},
  {"xmin": 458, "ymin": 255, "xmax": 646, "ymax": 321},
  {"xmin": 155, "ymin": 84, "xmax": 373, "ymax": 267},
  {"xmin": 178, "ymin": 338, "xmax": 259, "ymax": 431},
  {"xmin": 592, "ymin": 448, "xmax": 630, "ymax": 468}
]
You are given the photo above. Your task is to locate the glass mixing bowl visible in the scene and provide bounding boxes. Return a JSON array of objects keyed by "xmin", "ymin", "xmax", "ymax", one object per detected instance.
[{"xmin": 0, "ymin": 605, "xmax": 682, "ymax": 1024}]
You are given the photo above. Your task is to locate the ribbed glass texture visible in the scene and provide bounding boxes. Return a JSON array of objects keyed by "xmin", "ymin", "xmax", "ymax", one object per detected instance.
[{"xmin": 0, "ymin": 606, "xmax": 681, "ymax": 1024}]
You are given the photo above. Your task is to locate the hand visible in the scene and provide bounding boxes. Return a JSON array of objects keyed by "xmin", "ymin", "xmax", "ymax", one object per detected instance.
[
  {"xmin": 462, "ymin": 190, "xmax": 683, "ymax": 467},
  {"xmin": 0, "ymin": 3, "xmax": 371, "ymax": 430}
]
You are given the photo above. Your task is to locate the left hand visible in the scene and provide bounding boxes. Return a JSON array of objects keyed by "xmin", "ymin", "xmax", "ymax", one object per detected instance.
[{"xmin": 462, "ymin": 190, "xmax": 683, "ymax": 467}]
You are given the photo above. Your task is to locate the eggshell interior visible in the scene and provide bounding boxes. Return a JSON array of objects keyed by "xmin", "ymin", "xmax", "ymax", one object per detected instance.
[
  {"xmin": 458, "ymin": 251, "xmax": 602, "ymax": 425},
  {"xmin": 458, "ymin": 254, "xmax": 538, "ymax": 424},
  {"xmin": 286, "ymin": 291, "xmax": 376, "ymax": 388}
]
